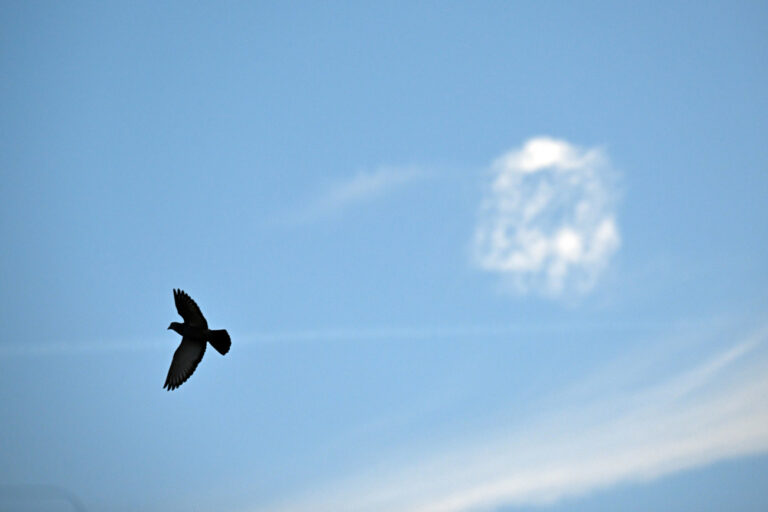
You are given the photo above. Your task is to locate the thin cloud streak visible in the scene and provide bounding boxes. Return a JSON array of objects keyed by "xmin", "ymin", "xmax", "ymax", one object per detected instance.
[
  {"xmin": 259, "ymin": 325, "xmax": 768, "ymax": 512},
  {"xmin": 0, "ymin": 321, "xmax": 664, "ymax": 357},
  {"xmin": 285, "ymin": 166, "xmax": 428, "ymax": 224},
  {"xmin": 0, "ymin": 338, "xmax": 167, "ymax": 357},
  {"xmin": 237, "ymin": 321, "xmax": 661, "ymax": 345}
]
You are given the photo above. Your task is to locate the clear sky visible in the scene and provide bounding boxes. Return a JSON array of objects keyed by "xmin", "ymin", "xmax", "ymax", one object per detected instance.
[{"xmin": 1, "ymin": 2, "xmax": 767, "ymax": 511}]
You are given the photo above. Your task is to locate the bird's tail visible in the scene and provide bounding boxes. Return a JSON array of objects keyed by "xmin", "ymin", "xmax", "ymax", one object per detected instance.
[{"xmin": 208, "ymin": 329, "xmax": 231, "ymax": 355}]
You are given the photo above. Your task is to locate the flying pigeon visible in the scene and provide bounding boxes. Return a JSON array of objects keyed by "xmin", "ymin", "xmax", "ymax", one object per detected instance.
[{"xmin": 165, "ymin": 289, "xmax": 231, "ymax": 390}]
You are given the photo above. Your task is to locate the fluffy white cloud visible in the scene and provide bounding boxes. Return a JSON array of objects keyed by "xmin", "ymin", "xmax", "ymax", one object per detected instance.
[{"xmin": 473, "ymin": 137, "xmax": 620, "ymax": 297}]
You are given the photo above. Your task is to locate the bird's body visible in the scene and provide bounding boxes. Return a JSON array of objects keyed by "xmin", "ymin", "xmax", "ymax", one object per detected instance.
[
  {"xmin": 164, "ymin": 289, "xmax": 231, "ymax": 390},
  {"xmin": 168, "ymin": 322, "xmax": 208, "ymax": 340}
]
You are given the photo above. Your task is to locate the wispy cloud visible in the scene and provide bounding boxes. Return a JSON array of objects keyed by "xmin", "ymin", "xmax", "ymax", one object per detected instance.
[
  {"xmin": 0, "ymin": 337, "xmax": 166, "ymax": 357},
  {"xmin": 0, "ymin": 321, "xmax": 662, "ymax": 356},
  {"xmin": 257, "ymin": 324, "xmax": 768, "ymax": 512},
  {"xmin": 473, "ymin": 137, "xmax": 621, "ymax": 298},
  {"xmin": 286, "ymin": 166, "xmax": 427, "ymax": 223}
]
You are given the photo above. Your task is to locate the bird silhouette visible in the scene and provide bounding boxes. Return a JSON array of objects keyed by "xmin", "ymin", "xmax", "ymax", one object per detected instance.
[{"xmin": 165, "ymin": 289, "xmax": 231, "ymax": 390}]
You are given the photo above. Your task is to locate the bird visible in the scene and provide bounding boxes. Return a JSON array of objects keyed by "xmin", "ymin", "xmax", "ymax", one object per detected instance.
[{"xmin": 164, "ymin": 288, "xmax": 231, "ymax": 390}]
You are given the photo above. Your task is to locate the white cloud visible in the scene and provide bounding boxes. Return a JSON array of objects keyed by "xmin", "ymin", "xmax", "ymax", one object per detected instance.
[
  {"xmin": 256, "ymin": 325, "xmax": 768, "ymax": 512},
  {"xmin": 473, "ymin": 137, "xmax": 620, "ymax": 297},
  {"xmin": 287, "ymin": 166, "xmax": 426, "ymax": 223}
]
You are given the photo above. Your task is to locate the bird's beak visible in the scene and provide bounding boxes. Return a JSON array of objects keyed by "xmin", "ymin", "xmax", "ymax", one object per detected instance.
[{"xmin": 167, "ymin": 326, "xmax": 171, "ymax": 330}]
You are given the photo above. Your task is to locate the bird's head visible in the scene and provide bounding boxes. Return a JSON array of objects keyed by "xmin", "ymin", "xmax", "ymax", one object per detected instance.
[{"xmin": 168, "ymin": 322, "xmax": 183, "ymax": 334}]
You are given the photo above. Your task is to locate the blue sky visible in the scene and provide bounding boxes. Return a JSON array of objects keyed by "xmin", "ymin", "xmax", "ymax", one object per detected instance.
[{"xmin": 1, "ymin": 1, "xmax": 767, "ymax": 511}]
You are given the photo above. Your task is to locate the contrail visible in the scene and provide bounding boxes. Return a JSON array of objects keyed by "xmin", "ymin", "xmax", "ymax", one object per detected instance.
[
  {"xmin": 0, "ymin": 338, "xmax": 165, "ymax": 357},
  {"xmin": 0, "ymin": 321, "xmax": 666, "ymax": 357},
  {"xmin": 237, "ymin": 319, "xmax": 673, "ymax": 345}
]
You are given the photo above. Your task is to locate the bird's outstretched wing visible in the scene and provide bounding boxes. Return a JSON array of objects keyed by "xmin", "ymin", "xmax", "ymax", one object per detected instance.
[
  {"xmin": 173, "ymin": 288, "xmax": 207, "ymax": 328},
  {"xmin": 164, "ymin": 338, "xmax": 207, "ymax": 390}
]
